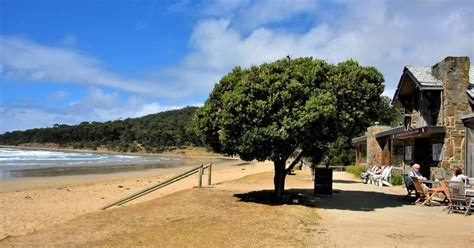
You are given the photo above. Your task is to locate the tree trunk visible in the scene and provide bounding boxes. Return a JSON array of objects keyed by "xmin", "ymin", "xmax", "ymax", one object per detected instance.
[{"xmin": 273, "ymin": 160, "xmax": 287, "ymax": 199}]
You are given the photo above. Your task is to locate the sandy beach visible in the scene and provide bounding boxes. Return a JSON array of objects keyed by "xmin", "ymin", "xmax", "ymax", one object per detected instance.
[
  {"xmin": 1, "ymin": 162, "xmax": 473, "ymax": 247},
  {"xmin": 0, "ymin": 157, "xmax": 270, "ymax": 239}
]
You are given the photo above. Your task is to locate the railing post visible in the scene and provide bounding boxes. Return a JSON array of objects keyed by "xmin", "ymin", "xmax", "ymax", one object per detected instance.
[
  {"xmin": 208, "ymin": 163, "xmax": 212, "ymax": 185},
  {"xmin": 198, "ymin": 164, "xmax": 203, "ymax": 188}
]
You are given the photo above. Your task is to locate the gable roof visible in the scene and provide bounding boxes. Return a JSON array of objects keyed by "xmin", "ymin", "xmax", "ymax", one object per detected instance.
[
  {"xmin": 392, "ymin": 63, "xmax": 474, "ymax": 107},
  {"xmin": 391, "ymin": 66, "xmax": 443, "ymax": 107},
  {"xmin": 405, "ymin": 66, "xmax": 443, "ymax": 88}
]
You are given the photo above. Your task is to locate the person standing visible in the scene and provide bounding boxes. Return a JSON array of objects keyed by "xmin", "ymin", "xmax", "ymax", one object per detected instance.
[{"xmin": 324, "ymin": 156, "xmax": 330, "ymax": 169}]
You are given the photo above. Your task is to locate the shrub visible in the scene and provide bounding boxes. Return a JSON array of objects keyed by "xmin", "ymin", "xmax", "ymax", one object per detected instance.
[
  {"xmin": 390, "ymin": 172, "xmax": 403, "ymax": 186},
  {"xmin": 345, "ymin": 165, "xmax": 367, "ymax": 178}
]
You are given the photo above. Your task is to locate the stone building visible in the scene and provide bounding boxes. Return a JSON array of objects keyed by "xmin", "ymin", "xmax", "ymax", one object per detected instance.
[{"xmin": 353, "ymin": 56, "xmax": 473, "ymax": 178}]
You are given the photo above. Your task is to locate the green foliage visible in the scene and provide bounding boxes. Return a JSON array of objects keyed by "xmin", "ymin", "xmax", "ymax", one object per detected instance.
[
  {"xmin": 345, "ymin": 165, "xmax": 367, "ymax": 178},
  {"xmin": 390, "ymin": 172, "xmax": 403, "ymax": 186},
  {"xmin": 196, "ymin": 57, "xmax": 385, "ymax": 163},
  {"xmin": 0, "ymin": 107, "xmax": 202, "ymax": 153},
  {"xmin": 373, "ymin": 96, "xmax": 404, "ymax": 127},
  {"xmin": 325, "ymin": 137, "xmax": 355, "ymax": 166},
  {"xmin": 319, "ymin": 95, "xmax": 403, "ymax": 166}
]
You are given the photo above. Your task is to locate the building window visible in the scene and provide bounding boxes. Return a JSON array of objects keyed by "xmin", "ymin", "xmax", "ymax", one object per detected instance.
[
  {"xmin": 405, "ymin": 145, "xmax": 412, "ymax": 161},
  {"xmin": 360, "ymin": 144, "xmax": 367, "ymax": 164},
  {"xmin": 432, "ymin": 143, "xmax": 443, "ymax": 161}
]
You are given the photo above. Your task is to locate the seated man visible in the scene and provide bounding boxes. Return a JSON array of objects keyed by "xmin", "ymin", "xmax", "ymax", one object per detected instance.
[
  {"xmin": 408, "ymin": 164, "xmax": 426, "ymax": 179},
  {"xmin": 362, "ymin": 165, "xmax": 382, "ymax": 184},
  {"xmin": 408, "ymin": 163, "xmax": 428, "ymax": 191}
]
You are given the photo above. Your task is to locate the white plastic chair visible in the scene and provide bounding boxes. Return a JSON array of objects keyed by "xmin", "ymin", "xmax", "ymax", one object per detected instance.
[{"xmin": 371, "ymin": 166, "xmax": 393, "ymax": 187}]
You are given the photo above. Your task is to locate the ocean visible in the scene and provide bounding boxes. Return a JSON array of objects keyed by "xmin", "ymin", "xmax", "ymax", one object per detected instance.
[{"xmin": 0, "ymin": 148, "xmax": 182, "ymax": 179}]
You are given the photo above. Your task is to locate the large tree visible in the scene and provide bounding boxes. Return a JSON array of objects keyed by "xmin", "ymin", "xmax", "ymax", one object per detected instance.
[{"xmin": 195, "ymin": 57, "xmax": 384, "ymax": 198}]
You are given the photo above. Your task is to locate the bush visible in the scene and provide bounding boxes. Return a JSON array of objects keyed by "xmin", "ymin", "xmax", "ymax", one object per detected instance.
[
  {"xmin": 345, "ymin": 165, "xmax": 367, "ymax": 178},
  {"xmin": 390, "ymin": 172, "xmax": 403, "ymax": 186}
]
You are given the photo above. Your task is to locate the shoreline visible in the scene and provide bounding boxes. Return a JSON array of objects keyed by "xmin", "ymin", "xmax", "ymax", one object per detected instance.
[
  {"xmin": 0, "ymin": 144, "xmax": 229, "ymax": 159},
  {"xmin": 0, "ymin": 158, "xmax": 251, "ymax": 192},
  {"xmin": 0, "ymin": 156, "xmax": 222, "ymax": 179},
  {"xmin": 0, "ymin": 145, "xmax": 237, "ymax": 180}
]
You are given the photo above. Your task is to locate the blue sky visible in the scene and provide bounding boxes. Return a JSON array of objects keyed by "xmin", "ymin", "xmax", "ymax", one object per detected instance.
[{"xmin": 1, "ymin": 0, "xmax": 473, "ymax": 133}]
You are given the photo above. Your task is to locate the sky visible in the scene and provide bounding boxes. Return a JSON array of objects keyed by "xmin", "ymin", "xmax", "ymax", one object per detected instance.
[{"xmin": 1, "ymin": 0, "xmax": 473, "ymax": 134}]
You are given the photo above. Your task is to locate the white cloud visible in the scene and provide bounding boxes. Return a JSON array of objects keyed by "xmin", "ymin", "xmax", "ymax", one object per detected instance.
[
  {"xmin": 46, "ymin": 90, "xmax": 68, "ymax": 101},
  {"xmin": 0, "ymin": 107, "xmax": 66, "ymax": 133},
  {"xmin": 1, "ymin": 0, "xmax": 473, "ymax": 133},
  {"xmin": 182, "ymin": 0, "xmax": 474, "ymax": 98},
  {"xmin": 0, "ymin": 37, "xmax": 200, "ymax": 100},
  {"xmin": 4, "ymin": 1, "xmax": 471, "ymax": 102},
  {"xmin": 200, "ymin": 0, "xmax": 318, "ymax": 31}
]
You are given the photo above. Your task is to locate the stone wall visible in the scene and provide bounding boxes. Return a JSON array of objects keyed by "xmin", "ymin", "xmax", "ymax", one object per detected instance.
[
  {"xmin": 431, "ymin": 57, "xmax": 471, "ymax": 170},
  {"xmin": 366, "ymin": 125, "xmax": 390, "ymax": 167}
]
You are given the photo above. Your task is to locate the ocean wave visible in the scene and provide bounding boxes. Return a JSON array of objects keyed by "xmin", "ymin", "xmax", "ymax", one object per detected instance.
[{"xmin": 0, "ymin": 148, "xmax": 167, "ymax": 168}]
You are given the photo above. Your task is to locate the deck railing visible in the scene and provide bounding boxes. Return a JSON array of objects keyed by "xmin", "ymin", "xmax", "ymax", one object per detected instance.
[{"xmin": 101, "ymin": 163, "xmax": 212, "ymax": 210}]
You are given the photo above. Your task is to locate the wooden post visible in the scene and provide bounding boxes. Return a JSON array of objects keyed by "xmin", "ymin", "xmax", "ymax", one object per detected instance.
[
  {"xmin": 198, "ymin": 164, "xmax": 203, "ymax": 188},
  {"xmin": 208, "ymin": 163, "xmax": 212, "ymax": 185}
]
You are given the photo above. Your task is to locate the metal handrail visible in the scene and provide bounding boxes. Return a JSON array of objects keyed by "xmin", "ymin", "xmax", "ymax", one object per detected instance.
[{"xmin": 101, "ymin": 163, "xmax": 212, "ymax": 210}]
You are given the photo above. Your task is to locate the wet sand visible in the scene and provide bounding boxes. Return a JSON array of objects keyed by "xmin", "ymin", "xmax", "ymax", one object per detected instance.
[{"xmin": 2, "ymin": 156, "xmax": 229, "ymax": 179}]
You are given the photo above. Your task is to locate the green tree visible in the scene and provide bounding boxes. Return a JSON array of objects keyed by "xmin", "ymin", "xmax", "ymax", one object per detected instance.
[
  {"xmin": 0, "ymin": 107, "xmax": 201, "ymax": 152},
  {"xmin": 323, "ymin": 96, "xmax": 403, "ymax": 166},
  {"xmin": 375, "ymin": 96, "xmax": 404, "ymax": 127},
  {"xmin": 195, "ymin": 57, "xmax": 384, "ymax": 198}
]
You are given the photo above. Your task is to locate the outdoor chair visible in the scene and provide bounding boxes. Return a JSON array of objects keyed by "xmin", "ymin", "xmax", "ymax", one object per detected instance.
[
  {"xmin": 411, "ymin": 177, "xmax": 445, "ymax": 206},
  {"xmin": 403, "ymin": 174, "xmax": 417, "ymax": 200},
  {"xmin": 446, "ymin": 181, "xmax": 473, "ymax": 216},
  {"xmin": 370, "ymin": 165, "xmax": 393, "ymax": 187},
  {"xmin": 439, "ymin": 180, "xmax": 453, "ymax": 212}
]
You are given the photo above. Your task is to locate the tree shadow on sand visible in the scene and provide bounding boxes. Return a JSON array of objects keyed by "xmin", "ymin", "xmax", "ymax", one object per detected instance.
[
  {"xmin": 234, "ymin": 187, "xmax": 412, "ymax": 212},
  {"xmin": 332, "ymin": 179, "xmax": 360, "ymax": 184}
]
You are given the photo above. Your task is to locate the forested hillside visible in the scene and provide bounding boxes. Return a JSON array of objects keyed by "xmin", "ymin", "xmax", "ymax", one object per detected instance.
[{"xmin": 0, "ymin": 107, "xmax": 202, "ymax": 153}]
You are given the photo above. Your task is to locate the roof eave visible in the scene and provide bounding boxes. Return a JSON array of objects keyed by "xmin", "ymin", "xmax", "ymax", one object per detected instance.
[
  {"xmin": 391, "ymin": 67, "xmax": 409, "ymax": 106},
  {"xmin": 374, "ymin": 126, "xmax": 404, "ymax": 139},
  {"xmin": 351, "ymin": 136, "xmax": 367, "ymax": 144}
]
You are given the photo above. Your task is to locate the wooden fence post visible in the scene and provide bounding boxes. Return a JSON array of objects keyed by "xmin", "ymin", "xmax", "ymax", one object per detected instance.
[
  {"xmin": 198, "ymin": 164, "xmax": 203, "ymax": 188},
  {"xmin": 208, "ymin": 163, "xmax": 212, "ymax": 185}
]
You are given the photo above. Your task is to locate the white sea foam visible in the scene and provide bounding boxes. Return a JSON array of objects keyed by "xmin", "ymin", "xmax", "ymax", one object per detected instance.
[{"xmin": 0, "ymin": 148, "xmax": 170, "ymax": 171}]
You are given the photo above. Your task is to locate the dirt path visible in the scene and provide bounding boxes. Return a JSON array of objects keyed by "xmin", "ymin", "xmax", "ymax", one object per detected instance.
[{"xmin": 1, "ymin": 169, "xmax": 473, "ymax": 247}]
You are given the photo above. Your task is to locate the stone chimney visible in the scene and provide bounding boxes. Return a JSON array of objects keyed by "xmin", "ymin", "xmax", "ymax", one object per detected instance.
[{"xmin": 432, "ymin": 56, "xmax": 470, "ymax": 169}]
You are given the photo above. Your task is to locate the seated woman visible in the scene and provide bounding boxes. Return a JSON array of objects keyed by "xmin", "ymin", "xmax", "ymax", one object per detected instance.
[
  {"xmin": 362, "ymin": 165, "xmax": 382, "ymax": 184},
  {"xmin": 450, "ymin": 166, "xmax": 468, "ymax": 183}
]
